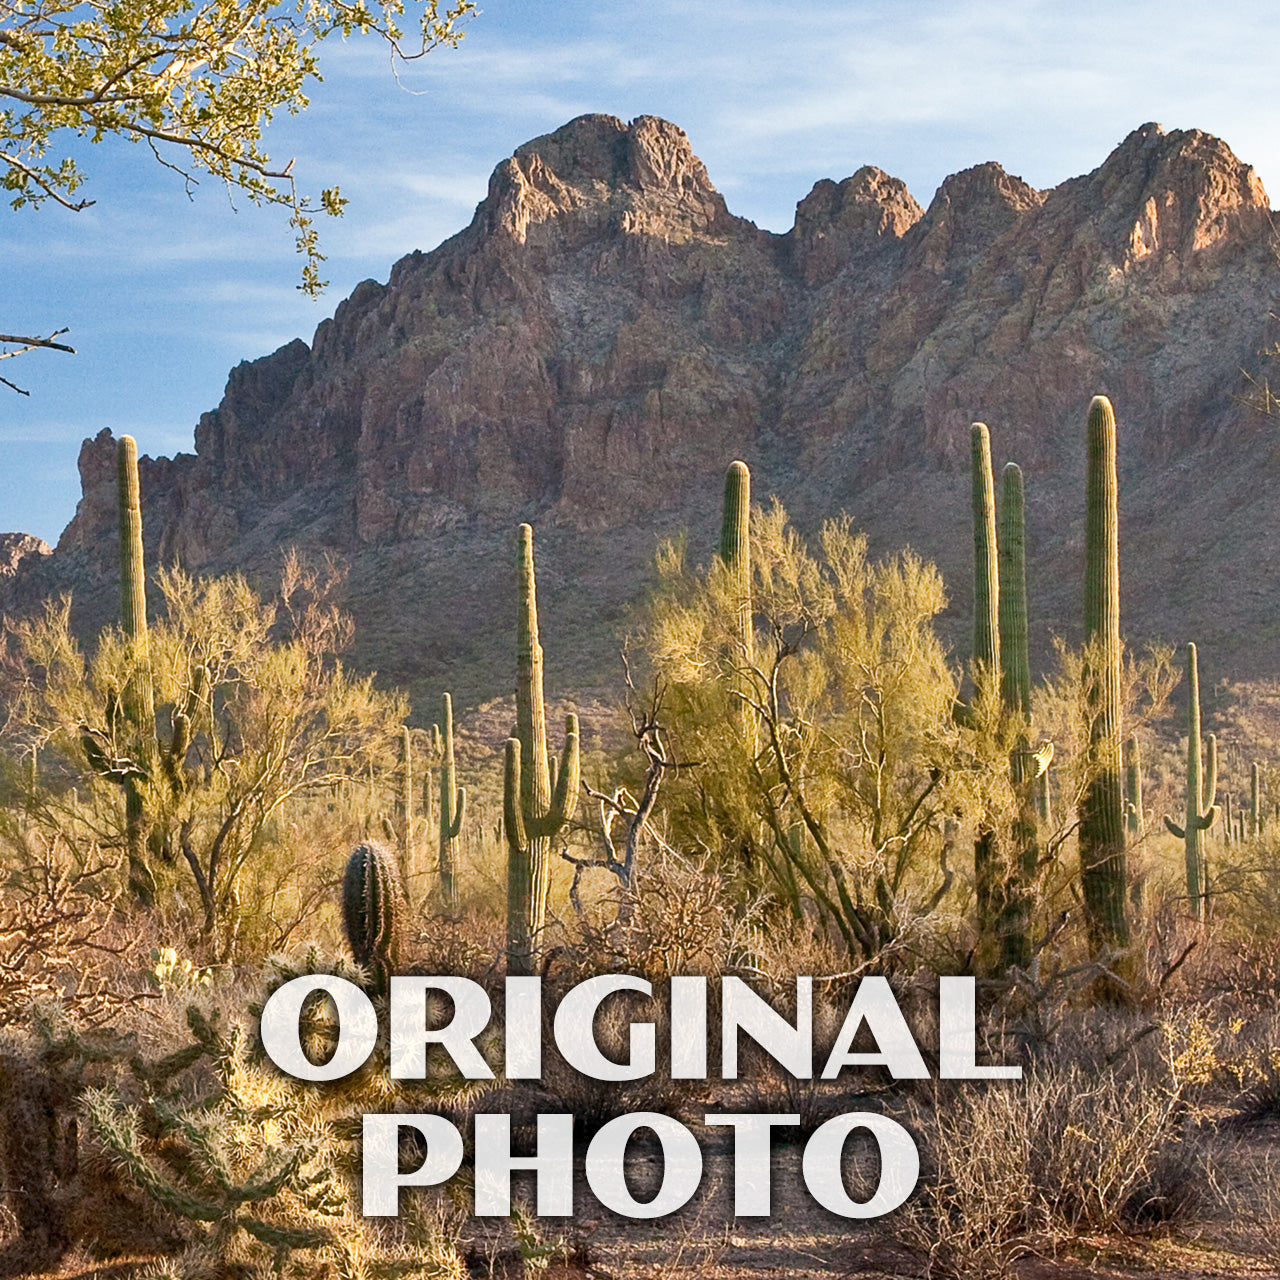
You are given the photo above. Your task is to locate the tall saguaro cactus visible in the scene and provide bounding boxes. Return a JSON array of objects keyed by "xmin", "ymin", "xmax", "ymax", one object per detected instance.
[
  {"xmin": 1163, "ymin": 642, "xmax": 1218, "ymax": 920},
  {"xmin": 997, "ymin": 460, "xmax": 1048, "ymax": 971},
  {"xmin": 970, "ymin": 425, "xmax": 1001, "ymax": 958},
  {"xmin": 118, "ymin": 436, "xmax": 154, "ymax": 727},
  {"xmin": 504, "ymin": 525, "xmax": 580, "ymax": 974},
  {"xmin": 720, "ymin": 460, "xmax": 755, "ymax": 739},
  {"xmin": 118, "ymin": 436, "xmax": 155, "ymax": 900},
  {"xmin": 437, "ymin": 693, "xmax": 466, "ymax": 911},
  {"xmin": 1252, "ymin": 761, "xmax": 1263, "ymax": 838},
  {"xmin": 720, "ymin": 461, "xmax": 751, "ymax": 607},
  {"xmin": 1078, "ymin": 395, "xmax": 1130, "ymax": 966},
  {"xmin": 971, "ymin": 425, "xmax": 1001, "ymax": 688}
]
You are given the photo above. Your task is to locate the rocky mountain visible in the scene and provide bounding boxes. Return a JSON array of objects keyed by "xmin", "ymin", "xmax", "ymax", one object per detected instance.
[{"xmin": 9, "ymin": 115, "xmax": 1280, "ymax": 713}]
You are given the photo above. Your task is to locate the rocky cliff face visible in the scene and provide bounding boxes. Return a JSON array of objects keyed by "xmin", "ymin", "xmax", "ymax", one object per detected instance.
[{"xmin": 20, "ymin": 115, "xmax": 1280, "ymax": 707}]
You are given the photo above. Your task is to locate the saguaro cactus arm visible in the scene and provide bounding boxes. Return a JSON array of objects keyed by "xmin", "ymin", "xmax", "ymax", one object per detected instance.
[
  {"xmin": 504, "ymin": 739, "xmax": 528, "ymax": 852},
  {"xmin": 543, "ymin": 712, "xmax": 580, "ymax": 835},
  {"xmin": 446, "ymin": 786, "xmax": 466, "ymax": 840}
]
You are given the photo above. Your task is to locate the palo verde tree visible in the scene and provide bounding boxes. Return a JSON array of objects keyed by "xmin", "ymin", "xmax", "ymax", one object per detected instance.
[
  {"xmin": 0, "ymin": 554, "xmax": 405, "ymax": 957},
  {"xmin": 647, "ymin": 497, "xmax": 976, "ymax": 963}
]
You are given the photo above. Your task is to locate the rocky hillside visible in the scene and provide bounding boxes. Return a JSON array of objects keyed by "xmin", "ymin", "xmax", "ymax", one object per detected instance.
[{"xmin": 9, "ymin": 115, "xmax": 1280, "ymax": 713}]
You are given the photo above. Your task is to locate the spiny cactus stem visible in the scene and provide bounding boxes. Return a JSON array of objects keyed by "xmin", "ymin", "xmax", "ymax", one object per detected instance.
[
  {"xmin": 1079, "ymin": 395, "xmax": 1129, "ymax": 966},
  {"xmin": 998, "ymin": 461, "xmax": 1030, "ymax": 720},
  {"xmin": 970, "ymin": 423, "xmax": 1000, "ymax": 691},
  {"xmin": 438, "ymin": 692, "xmax": 466, "ymax": 910}
]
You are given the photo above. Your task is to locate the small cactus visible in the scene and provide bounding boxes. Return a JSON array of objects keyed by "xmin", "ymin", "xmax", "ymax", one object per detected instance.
[
  {"xmin": 437, "ymin": 693, "xmax": 466, "ymax": 911},
  {"xmin": 1162, "ymin": 642, "xmax": 1217, "ymax": 920},
  {"xmin": 397, "ymin": 725, "xmax": 414, "ymax": 887},
  {"xmin": 1125, "ymin": 734, "xmax": 1144, "ymax": 837},
  {"xmin": 341, "ymin": 841, "xmax": 403, "ymax": 992},
  {"xmin": 1252, "ymin": 761, "xmax": 1263, "ymax": 838}
]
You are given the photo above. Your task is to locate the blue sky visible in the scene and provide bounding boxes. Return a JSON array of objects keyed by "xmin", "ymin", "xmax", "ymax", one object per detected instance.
[{"xmin": 5, "ymin": 0, "xmax": 1279, "ymax": 544}]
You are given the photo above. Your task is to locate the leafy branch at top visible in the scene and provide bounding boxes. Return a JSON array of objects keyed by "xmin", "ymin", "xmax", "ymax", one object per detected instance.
[{"xmin": 0, "ymin": 0, "xmax": 475, "ymax": 295}]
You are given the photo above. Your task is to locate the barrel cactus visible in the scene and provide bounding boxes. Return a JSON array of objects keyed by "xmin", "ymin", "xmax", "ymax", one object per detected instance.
[{"xmin": 341, "ymin": 841, "xmax": 403, "ymax": 992}]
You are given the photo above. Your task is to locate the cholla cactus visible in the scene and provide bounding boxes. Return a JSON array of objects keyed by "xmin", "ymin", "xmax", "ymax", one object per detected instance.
[{"xmin": 83, "ymin": 1002, "xmax": 468, "ymax": 1279}]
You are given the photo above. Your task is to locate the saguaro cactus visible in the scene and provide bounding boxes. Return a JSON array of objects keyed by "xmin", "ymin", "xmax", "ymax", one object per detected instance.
[
  {"xmin": 970, "ymin": 425, "xmax": 1001, "ymax": 958},
  {"xmin": 341, "ymin": 841, "xmax": 402, "ymax": 993},
  {"xmin": 118, "ymin": 436, "xmax": 156, "ymax": 901},
  {"xmin": 719, "ymin": 459, "xmax": 756, "ymax": 763},
  {"xmin": 1252, "ymin": 761, "xmax": 1263, "ymax": 838},
  {"xmin": 397, "ymin": 725, "xmax": 414, "ymax": 886},
  {"xmin": 504, "ymin": 525, "xmax": 580, "ymax": 974},
  {"xmin": 118, "ymin": 436, "xmax": 154, "ymax": 726},
  {"xmin": 1078, "ymin": 396, "xmax": 1130, "ymax": 965},
  {"xmin": 1162, "ymin": 642, "xmax": 1218, "ymax": 920},
  {"xmin": 1125, "ymin": 735, "xmax": 1144, "ymax": 837},
  {"xmin": 972, "ymin": 425, "xmax": 1001, "ymax": 688},
  {"xmin": 720, "ymin": 459, "xmax": 752, "ymax": 658},
  {"xmin": 996, "ymin": 460, "xmax": 1049, "ymax": 971},
  {"xmin": 437, "ymin": 693, "xmax": 466, "ymax": 911}
]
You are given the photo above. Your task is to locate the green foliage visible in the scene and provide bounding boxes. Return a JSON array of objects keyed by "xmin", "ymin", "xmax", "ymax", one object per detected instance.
[
  {"xmin": 504, "ymin": 524, "xmax": 580, "ymax": 974},
  {"xmin": 0, "ymin": 553, "xmax": 407, "ymax": 956},
  {"xmin": 436, "ymin": 692, "xmax": 465, "ymax": 912},
  {"xmin": 647, "ymin": 498, "xmax": 978, "ymax": 962},
  {"xmin": 1163, "ymin": 642, "xmax": 1218, "ymax": 920},
  {"xmin": 341, "ymin": 839, "xmax": 402, "ymax": 992},
  {"xmin": 0, "ymin": 0, "xmax": 474, "ymax": 293}
]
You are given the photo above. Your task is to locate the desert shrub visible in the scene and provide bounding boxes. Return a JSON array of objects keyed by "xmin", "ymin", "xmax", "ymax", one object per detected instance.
[
  {"xmin": 0, "ymin": 830, "xmax": 144, "ymax": 1027},
  {"xmin": 0, "ymin": 557, "xmax": 408, "ymax": 961},
  {"xmin": 895, "ymin": 1015, "xmax": 1219, "ymax": 1278},
  {"xmin": 645, "ymin": 504, "xmax": 981, "ymax": 963},
  {"xmin": 0, "ymin": 951, "xmax": 483, "ymax": 1277}
]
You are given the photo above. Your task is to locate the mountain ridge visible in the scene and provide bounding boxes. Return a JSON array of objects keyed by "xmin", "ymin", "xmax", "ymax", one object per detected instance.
[{"xmin": 6, "ymin": 114, "xmax": 1280, "ymax": 711}]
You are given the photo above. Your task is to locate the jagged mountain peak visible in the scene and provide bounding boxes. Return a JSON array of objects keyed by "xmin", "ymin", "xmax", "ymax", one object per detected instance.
[
  {"xmin": 22, "ymin": 119, "xmax": 1280, "ymax": 708},
  {"xmin": 475, "ymin": 113, "xmax": 738, "ymax": 247},
  {"xmin": 1074, "ymin": 122, "xmax": 1272, "ymax": 265}
]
